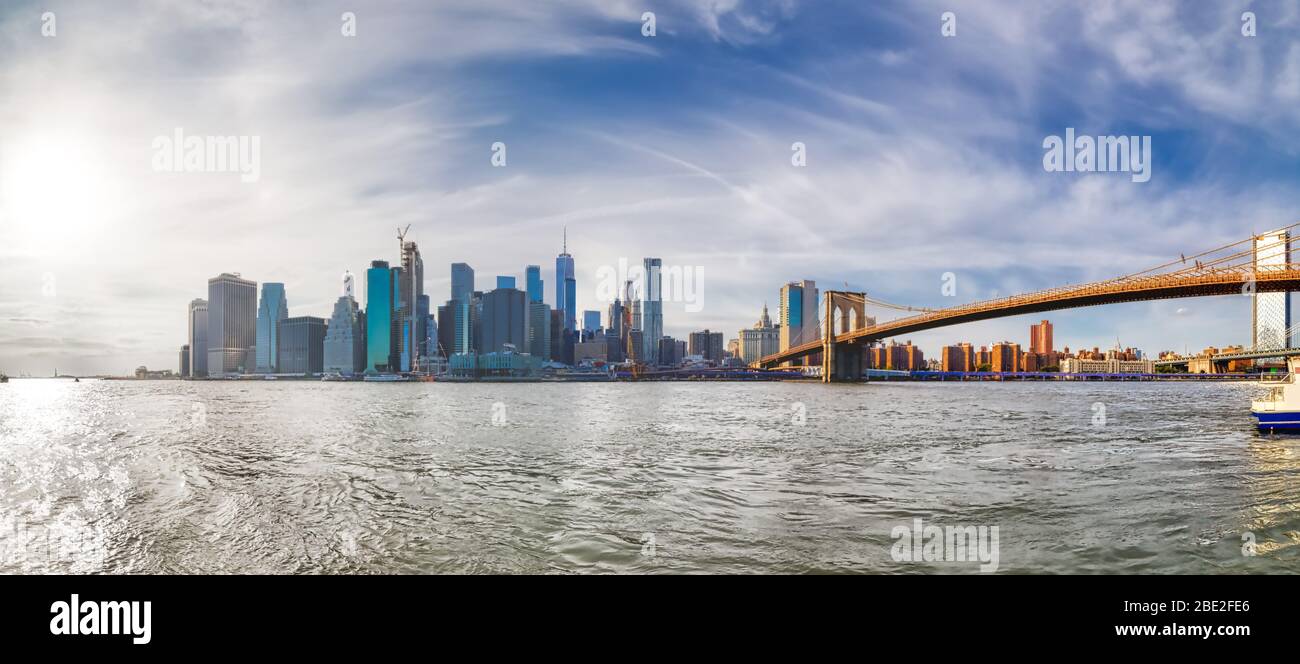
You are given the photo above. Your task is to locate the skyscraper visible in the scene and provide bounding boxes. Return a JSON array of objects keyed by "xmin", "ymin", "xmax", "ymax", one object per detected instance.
[
  {"xmin": 525, "ymin": 265, "xmax": 543, "ymax": 303},
  {"xmin": 206, "ymin": 273, "xmax": 257, "ymax": 375},
  {"xmin": 641, "ymin": 257, "xmax": 663, "ymax": 364},
  {"xmin": 481, "ymin": 285, "xmax": 528, "ymax": 353},
  {"xmin": 278, "ymin": 316, "xmax": 327, "ymax": 374},
  {"xmin": 496, "ymin": 276, "xmax": 516, "ymax": 290},
  {"xmin": 779, "ymin": 280, "xmax": 820, "ymax": 351},
  {"xmin": 583, "ymin": 310, "xmax": 600, "ymax": 336},
  {"xmin": 179, "ymin": 344, "xmax": 190, "ymax": 377},
  {"xmin": 366, "ymin": 260, "xmax": 393, "ymax": 372},
  {"xmin": 324, "ymin": 271, "xmax": 366, "ymax": 375},
  {"xmin": 529, "ymin": 301, "xmax": 552, "ymax": 360},
  {"xmin": 1029, "ymin": 320, "xmax": 1053, "ymax": 355},
  {"xmin": 188, "ymin": 298, "xmax": 208, "ymax": 378},
  {"xmin": 738, "ymin": 303, "xmax": 780, "ymax": 365},
  {"xmin": 398, "ymin": 241, "xmax": 424, "ymax": 371},
  {"xmin": 555, "ymin": 227, "xmax": 576, "ymax": 331},
  {"xmin": 1254, "ymin": 229, "xmax": 1291, "ymax": 355},
  {"xmin": 451, "ymin": 263, "xmax": 475, "ymax": 303},
  {"xmin": 255, "ymin": 282, "xmax": 287, "ymax": 373}
]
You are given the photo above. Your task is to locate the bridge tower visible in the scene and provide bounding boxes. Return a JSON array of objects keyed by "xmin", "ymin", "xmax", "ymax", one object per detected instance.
[{"xmin": 822, "ymin": 291, "xmax": 867, "ymax": 382}]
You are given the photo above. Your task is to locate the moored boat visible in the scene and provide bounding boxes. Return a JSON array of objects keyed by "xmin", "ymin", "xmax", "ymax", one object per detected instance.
[{"xmin": 1251, "ymin": 357, "xmax": 1300, "ymax": 431}]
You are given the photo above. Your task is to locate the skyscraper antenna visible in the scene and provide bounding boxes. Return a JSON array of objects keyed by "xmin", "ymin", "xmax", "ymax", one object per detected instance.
[{"xmin": 563, "ymin": 226, "xmax": 567, "ymax": 254}]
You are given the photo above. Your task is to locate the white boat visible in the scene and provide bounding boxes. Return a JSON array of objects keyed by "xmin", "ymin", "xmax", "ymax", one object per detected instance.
[
  {"xmin": 1250, "ymin": 357, "xmax": 1300, "ymax": 431},
  {"xmin": 362, "ymin": 374, "xmax": 409, "ymax": 382}
]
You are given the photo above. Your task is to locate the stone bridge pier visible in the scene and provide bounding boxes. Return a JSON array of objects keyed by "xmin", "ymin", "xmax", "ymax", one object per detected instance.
[{"xmin": 822, "ymin": 291, "xmax": 867, "ymax": 383}]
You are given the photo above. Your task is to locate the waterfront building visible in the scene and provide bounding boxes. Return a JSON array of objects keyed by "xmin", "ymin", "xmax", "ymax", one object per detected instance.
[
  {"xmin": 991, "ymin": 342, "xmax": 1020, "ymax": 373},
  {"xmin": 778, "ymin": 280, "xmax": 820, "ymax": 363},
  {"xmin": 941, "ymin": 343, "xmax": 975, "ymax": 372},
  {"xmin": 1061, "ymin": 357, "xmax": 1155, "ymax": 374},
  {"xmin": 574, "ymin": 339, "xmax": 608, "ymax": 364},
  {"xmin": 365, "ymin": 260, "xmax": 394, "ymax": 372},
  {"xmin": 1020, "ymin": 352, "xmax": 1040, "ymax": 372},
  {"xmin": 448, "ymin": 351, "xmax": 542, "ymax": 378},
  {"xmin": 550, "ymin": 309, "xmax": 565, "ymax": 363},
  {"xmin": 481, "ymin": 286, "xmax": 528, "ymax": 354},
  {"xmin": 525, "ymin": 265, "xmax": 543, "ymax": 303},
  {"xmin": 278, "ymin": 316, "xmax": 327, "ymax": 374},
  {"xmin": 206, "ymin": 273, "xmax": 257, "ymax": 375},
  {"xmin": 688, "ymin": 330, "xmax": 725, "ymax": 363},
  {"xmin": 188, "ymin": 298, "xmax": 208, "ymax": 377},
  {"xmin": 528, "ymin": 301, "xmax": 552, "ymax": 360},
  {"xmin": 179, "ymin": 344, "xmax": 190, "ymax": 377},
  {"xmin": 658, "ymin": 336, "xmax": 681, "ymax": 366},
  {"xmin": 738, "ymin": 303, "xmax": 781, "ymax": 365},
  {"xmin": 324, "ymin": 271, "xmax": 366, "ymax": 375},
  {"xmin": 555, "ymin": 228, "xmax": 576, "ymax": 331},
  {"xmin": 1029, "ymin": 320, "xmax": 1054, "ymax": 355},
  {"xmin": 255, "ymin": 282, "xmax": 288, "ymax": 373},
  {"xmin": 641, "ymin": 258, "xmax": 663, "ymax": 364}
]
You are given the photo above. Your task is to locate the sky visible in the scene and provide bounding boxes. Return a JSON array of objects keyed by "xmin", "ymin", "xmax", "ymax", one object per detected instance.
[{"xmin": 0, "ymin": 0, "xmax": 1298, "ymax": 375}]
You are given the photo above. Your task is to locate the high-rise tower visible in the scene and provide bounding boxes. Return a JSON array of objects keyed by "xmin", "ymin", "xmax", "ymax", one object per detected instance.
[{"xmin": 555, "ymin": 227, "xmax": 576, "ymax": 331}]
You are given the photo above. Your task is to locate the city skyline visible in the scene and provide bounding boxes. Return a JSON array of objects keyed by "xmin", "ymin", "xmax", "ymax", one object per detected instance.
[{"xmin": 2, "ymin": 1, "xmax": 1299, "ymax": 375}]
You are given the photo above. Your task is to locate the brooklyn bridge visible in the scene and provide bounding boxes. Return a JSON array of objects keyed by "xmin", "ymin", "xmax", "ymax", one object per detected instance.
[{"xmin": 756, "ymin": 225, "xmax": 1300, "ymax": 381}]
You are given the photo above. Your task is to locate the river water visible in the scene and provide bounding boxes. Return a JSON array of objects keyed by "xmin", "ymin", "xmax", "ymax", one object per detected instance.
[{"xmin": 1, "ymin": 379, "xmax": 1296, "ymax": 574}]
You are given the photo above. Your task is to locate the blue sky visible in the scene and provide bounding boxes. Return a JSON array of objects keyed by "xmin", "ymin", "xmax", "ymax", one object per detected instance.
[{"xmin": 1, "ymin": 0, "xmax": 1298, "ymax": 373}]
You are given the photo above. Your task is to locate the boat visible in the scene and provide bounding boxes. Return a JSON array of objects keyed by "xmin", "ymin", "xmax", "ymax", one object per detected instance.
[
  {"xmin": 362, "ymin": 373, "xmax": 410, "ymax": 383},
  {"xmin": 321, "ymin": 372, "xmax": 349, "ymax": 382},
  {"xmin": 1251, "ymin": 357, "xmax": 1300, "ymax": 431}
]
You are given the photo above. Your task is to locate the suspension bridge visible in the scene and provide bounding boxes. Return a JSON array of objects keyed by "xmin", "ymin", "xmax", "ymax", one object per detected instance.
[{"xmin": 756, "ymin": 225, "xmax": 1300, "ymax": 381}]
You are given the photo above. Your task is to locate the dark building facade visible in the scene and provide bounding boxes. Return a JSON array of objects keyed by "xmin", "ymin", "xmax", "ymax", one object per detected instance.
[{"xmin": 278, "ymin": 316, "xmax": 327, "ymax": 374}]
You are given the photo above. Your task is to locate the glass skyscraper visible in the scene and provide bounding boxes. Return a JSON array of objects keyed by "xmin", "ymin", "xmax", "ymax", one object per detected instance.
[
  {"xmin": 555, "ymin": 228, "xmax": 576, "ymax": 331},
  {"xmin": 641, "ymin": 258, "xmax": 662, "ymax": 364},
  {"xmin": 278, "ymin": 316, "xmax": 327, "ymax": 374},
  {"xmin": 525, "ymin": 265, "xmax": 543, "ymax": 303},
  {"xmin": 481, "ymin": 286, "xmax": 528, "ymax": 354},
  {"xmin": 255, "ymin": 282, "xmax": 287, "ymax": 373},
  {"xmin": 206, "ymin": 273, "xmax": 257, "ymax": 375},
  {"xmin": 583, "ymin": 310, "xmax": 600, "ymax": 335},
  {"xmin": 188, "ymin": 298, "xmax": 208, "ymax": 378},
  {"xmin": 451, "ymin": 263, "xmax": 475, "ymax": 303},
  {"xmin": 366, "ymin": 260, "xmax": 393, "ymax": 372},
  {"xmin": 496, "ymin": 276, "xmax": 516, "ymax": 290}
]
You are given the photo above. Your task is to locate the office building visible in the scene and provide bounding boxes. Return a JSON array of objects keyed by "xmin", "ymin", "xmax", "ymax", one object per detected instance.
[
  {"xmin": 278, "ymin": 316, "xmax": 327, "ymax": 374},
  {"xmin": 206, "ymin": 273, "xmax": 257, "ymax": 375},
  {"xmin": 689, "ymin": 330, "xmax": 725, "ymax": 363},
  {"xmin": 555, "ymin": 228, "xmax": 576, "ymax": 331},
  {"xmin": 451, "ymin": 263, "xmax": 475, "ymax": 303},
  {"xmin": 366, "ymin": 260, "xmax": 394, "ymax": 372},
  {"xmin": 496, "ymin": 276, "xmax": 516, "ymax": 290},
  {"xmin": 188, "ymin": 298, "xmax": 209, "ymax": 378},
  {"xmin": 525, "ymin": 265, "xmax": 543, "ymax": 303},
  {"xmin": 397, "ymin": 241, "xmax": 424, "ymax": 372},
  {"xmin": 583, "ymin": 310, "xmax": 600, "ymax": 336},
  {"xmin": 255, "ymin": 282, "xmax": 287, "ymax": 373},
  {"xmin": 778, "ymin": 280, "xmax": 819, "ymax": 364},
  {"xmin": 641, "ymin": 257, "xmax": 663, "ymax": 364},
  {"xmin": 179, "ymin": 344, "xmax": 190, "ymax": 377},
  {"xmin": 324, "ymin": 271, "xmax": 366, "ymax": 375},
  {"xmin": 529, "ymin": 301, "xmax": 552, "ymax": 360},
  {"xmin": 738, "ymin": 303, "xmax": 781, "ymax": 365},
  {"xmin": 481, "ymin": 286, "xmax": 528, "ymax": 354}
]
